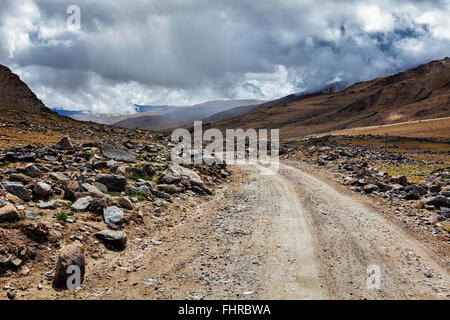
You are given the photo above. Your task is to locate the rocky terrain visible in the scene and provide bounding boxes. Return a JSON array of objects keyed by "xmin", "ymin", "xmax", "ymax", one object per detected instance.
[
  {"xmin": 0, "ymin": 135, "xmax": 230, "ymax": 299},
  {"xmin": 281, "ymin": 135, "xmax": 450, "ymax": 239}
]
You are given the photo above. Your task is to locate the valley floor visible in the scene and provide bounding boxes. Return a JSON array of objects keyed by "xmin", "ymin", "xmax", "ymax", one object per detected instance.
[{"xmin": 12, "ymin": 161, "xmax": 449, "ymax": 300}]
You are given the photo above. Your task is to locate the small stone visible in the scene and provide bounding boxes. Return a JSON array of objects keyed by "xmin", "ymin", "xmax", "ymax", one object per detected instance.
[
  {"xmin": 26, "ymin": 164, "xmax": 43, "ymax": 178},
  {"xmin": 7, "ymin": 291, "xmax": 15, "ymax": 300}
]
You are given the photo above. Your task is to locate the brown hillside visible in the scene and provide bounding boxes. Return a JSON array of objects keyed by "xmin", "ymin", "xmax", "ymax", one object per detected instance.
[
  {"xmin": 0, "ymin": 64, "xmax": 65, "ymax": 124},
  {"xmin": 212, "ymin": 57, "xmax": 450, "ymax": 139}
]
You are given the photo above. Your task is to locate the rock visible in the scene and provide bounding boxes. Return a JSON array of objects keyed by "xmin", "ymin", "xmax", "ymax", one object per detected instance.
[
  {"xmin": 54, "ymin": 136, "xmax": 74, "ymax": 150},
  {"xmin": 103, "ymin": 206, "xmax": 124, "ymax": 226},
  {"xmin": 440, "ymin": 207, "xmax": 450, "ymax": 218},
  {"xmin": 159, "ymin": 164, "xmax": 204, "ymax": 187},
  {"xmin": 71, "ymin": 196, "xmax": 93, "ymax": 211},
  {"xmin": 33, "ymin": 181, "xmax": 52, "ymax": 197},
  {"xmin": 393, "ymin": 175, "xmax": 408, "ymax": 187},
  {"xmin": 424, "ymin": 196, "xmax": 450, "ymax": 208},
  {"xmin": 10, "ymin": 173, "xmax": 32, "ymax": 184},
  {"xmin": 52, "ymin": 244, "xmax": 85, "ymax": 290},
  {"xmin": 152, "ymin": 189, "xmax": 171, "ymax": 199},
  {"xmin": 17, "ymin": 153, "xmax": 36, "ymax": 162},
  {"xmin": 25, "ymin": 211, "xmax": 38, "ymax": 220},
  {"xmin": 91, "ymin": 182, "xmax": 108, "ymax": 194},
  {"xmin": 36, "ymin": 200, "xmax": 56, "ymax": 209},
  {"xmin": 89, "ymin": 198, "xmax": 109, "ymax": 212},
  {"xmin": 7, "ymin": 291, "xmax": 15, "ymax": 300},
  {"xmin": 430, "ymin": 184, "xmax": 442, "ymax": 193},
  {"xmin": 404, "ymin": 190, "xmax": 420, "ymax": 200},
  {"xmin": 0, "ymin": 203, "xmax": 18, "ymax": 222},
  {"xmin": 117, "ymin": 197, "xmax": 133, "ymax": 210},
  {"xmin": 157, "ymin": 184, "xmax": 182, "ymax": 195},
  {"xmin": 2, "ymin": 181, "xmax": 31, "ymax": 202},
  {"xmin": 50, "ymin": 172, "xmax": 70, "ymax": 182},
  {"xmin": 102, "ymin": 141, "xmax": 137, "ymax": 163},
  {"xmin": 94, "ymin": 230, "xmax": 127, "ymax": 251},
  {"xmin": 363, "ymin": 184, "xmax": 379, "ymax": 194},
  {"xmin": 137, "ymin": 186, "xmax": 152, "ymax": 197},
  {"xmin": 20, "ymin": 221, "xmax": 49, "ymax": 242},
  {"xmin": 80, "ymin": 183, "xmax": 104, "ymax": 197},
  {"xmin": 95, "ymin": 174, "xmax": 127, "ymax": 192}
]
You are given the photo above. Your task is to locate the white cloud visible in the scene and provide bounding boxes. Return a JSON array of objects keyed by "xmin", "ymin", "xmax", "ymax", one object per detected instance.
[{"xmin": 1, "ymin": 0, "xmax": 449, "ymax": 113}]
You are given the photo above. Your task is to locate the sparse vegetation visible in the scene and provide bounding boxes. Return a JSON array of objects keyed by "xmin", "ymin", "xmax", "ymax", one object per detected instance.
[{"xmin": 55, "ymin": 211, "xmax": 68, "ymax": 221}]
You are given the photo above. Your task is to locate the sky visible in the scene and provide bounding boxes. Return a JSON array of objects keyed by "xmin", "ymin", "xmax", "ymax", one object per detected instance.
[{"xmin": 0, "ymin": 0, "xmax": 449, "ymax": 114}]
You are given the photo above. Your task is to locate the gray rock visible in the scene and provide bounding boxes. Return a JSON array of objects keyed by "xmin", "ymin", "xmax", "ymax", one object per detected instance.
[
  {"xmin": 102, "ymin": 141, "xmax": 137, "ymax": 163},
  {"xmin": 91, "ymin": 182, "xmax": 108, "ymax": 194},
  {"xmin": 2, "ymin": 181, "xmax": 31, "ymax": 202},
  {"xmin": 36, "ymin": 200, "xmax": 56, "ymax": 209},
  {"xmin": 52, "ymin": 244, "xmax": 85, "ymax": 290},
  {"xmin": 439, "ymin": 207, "xmax": 450, "ymax": 218},
  {"xmin": 95, "ymin": 174, "xmax": 126, "ymax": 192},
  {"xmin": 54, "ymin": 136, "xmax": 74, "ymax": 150},
  {"xmin": 424, "ymin": 196, "xmax": 450, "ymax": 208},
  {"xmin": 137, "ymin": 185, "xmax": 152, "ymax": 197},
  {"xmin": 159, "ymin": 164, "xmax": 204, "ymax": 187},
  {"xmin": 25, "ymin": 211, "xmax": 38, "ymax": 220},
  {"xmin": 71, "ymin": 196, "xmax": 93, "ymax": 211},
  {"xmin": 50, "ymin": 172, "xmax": 70, "ymax": 182},
  {"xmin": 94, "ymin": 230, "xmax": 127, "ymax": 251},
  {"xmin": 26, "ymin": 164, "xmax": 43, "ymax": 178},
  {"xmin": 103, "ymin": 206, "xmax": 124, "ymax": 225},
  {"xmin": 33, "ymin": 181, "xmax": 52, "ymax": 197}
]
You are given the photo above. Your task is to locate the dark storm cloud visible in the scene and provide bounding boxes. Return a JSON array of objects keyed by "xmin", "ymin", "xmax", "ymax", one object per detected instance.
[{"xmin": 1, "ymin": 0, "xmax": 449, "ymax": 113}]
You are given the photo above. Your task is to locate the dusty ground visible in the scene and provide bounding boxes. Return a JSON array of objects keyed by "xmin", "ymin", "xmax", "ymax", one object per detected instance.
[{"xmin": 3, "ymin": 160, "xmax": 448, "ymax": 300}]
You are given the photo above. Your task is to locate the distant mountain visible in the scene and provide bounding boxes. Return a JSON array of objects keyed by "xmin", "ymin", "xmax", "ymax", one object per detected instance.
[
  {"xmin": 211, "ymin": 57, "xmax": 450, "ymax": 139},
  {"xmin": 52, "ymin": 109, "xmax": 86, "ymax": 116},
  {"xmin": 113, "ymin": 99, "xmax": 265, "ymax": 131},
  {"xmin": 0, "ymin": 64, "xmax": 61, "ymax": 123},
  {"xmin": 134, "ymin": 105, "xmax": 182, "ymax": 113}
]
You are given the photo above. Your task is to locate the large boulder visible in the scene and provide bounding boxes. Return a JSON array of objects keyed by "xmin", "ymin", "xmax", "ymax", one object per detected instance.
[
  {"xmin": 95, "ymin": 230, "xmax": 127, "ymax": 251},
  {"xmin": 95, "ymin": 174, "xmax": 126, "ymax": 192},
  {"xmin": 2, "ymin": 181, "xmax": 31, "ymax": 202},
  {"xmin": 101, "ymin": 141, "xmax": 137, "ymax": 163},
  {"xmin": 52, "ymin": 244, "xmax": 85, "ymax": 290}
]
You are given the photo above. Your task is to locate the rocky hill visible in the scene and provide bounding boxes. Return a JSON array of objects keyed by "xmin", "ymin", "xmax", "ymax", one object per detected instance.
[
  {"xmin": 0, "ymin": 65, "xmax": 64, "ymax": 124},
  {"xmin": 211, "ymin": 57, "xmax": 450, "ymax": 139}
]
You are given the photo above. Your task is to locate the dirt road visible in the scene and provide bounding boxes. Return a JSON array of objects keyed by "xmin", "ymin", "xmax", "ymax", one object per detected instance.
[{"xmin": 19, "ymin": 161, "xmax": 449, "ymax": 300}]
